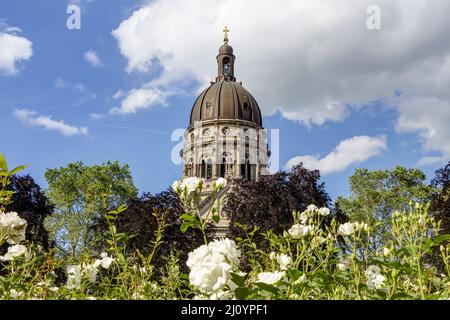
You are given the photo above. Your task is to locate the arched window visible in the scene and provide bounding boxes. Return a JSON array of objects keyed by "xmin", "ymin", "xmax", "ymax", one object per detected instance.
[
  {"xmin": 246, "ymin": 161, "xmax": 252, "ymax": 180},
  {"xmin": 222, "ymin": 57, "xmax": 231, "ymax": 76},
  {"xmin": 220, "ymin": 157, "xmax": 226, "ymax": 178},
  {"xmin": 201, "ymin": 160, "xmax": 206, "ymax": 179},
  {"xmin": 206, "ymin": 159, "xmax": 212, "ymax": 180},
  {"xmin": 240, "ymin": 163, "xmax": 246, "ymax": 178}
]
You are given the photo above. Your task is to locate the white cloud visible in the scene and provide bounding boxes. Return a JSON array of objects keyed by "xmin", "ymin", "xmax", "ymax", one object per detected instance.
[
  {"xmin": 54, "ymin": 77, "xmax": 86, "ymax": 92},
  {"xmin": 112, "ymin": 0, "xmax": 450, "ymax": 160},
  {"xmin": 395, "ymin": 95, "xmax": 450, "ymax": 166},
  {"xmin": 5, "ymin": 26, "xmax": 22, "ymax": 33},
  {"xmin": 416, "ymin": 156, "xmax": 449, "ymax": 166},
  {"xmin": 84, "ymin": 50, "xmax": 103, "ymax": 67},
  {"xmin": 14, "ymin": 109, "xmax": 88, "ymax": 136},
  {"xmin": 89, "ymin": 113, "xmax": 105, "ymax": 120},
  {"xmin": 0, "ymin": 31, "xmax": 33, "ymax": 75},
  {"xmin": 110, "ymin": 87, "xmax": 169, "ymax": 115},
  {"xmin": 285, "ymin": 136, "xmax": 387, "ymax": 175},
  {"xmin": 113, "ymin": 89, "xmax": 125, "ymax": 99}
]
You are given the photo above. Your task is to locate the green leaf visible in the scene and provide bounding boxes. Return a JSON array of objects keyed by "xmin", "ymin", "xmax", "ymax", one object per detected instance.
[
  {"xmin": 235, "ymin": 288, "xmax": 250, "ymax": 300},
  {"xmin": 256, "ymin": 282, "xmax": 279, "ymax": 294},
  {"xmin": 212, "ymin": 214, "xmax": 220, "ymax": 224},
  {"xmin": 0, "ymin": 154, "xmax": 8, "ymax": 172},
  {"xmin": 180, "ymin": 214, "xmax": 195, "ymax": 222},
  {"xmin": 230, "ymin": 273, "xmax": 246, "ymax": 287},
  {"xmin": 287, "ymin": 269, "xmax": 303, "ymax": 281},
  {"xmin": 10, "ymin": 165, "xmax": 28, "ymax": 176},
  {"xmin": 433, "ymin": 234, "xmax": 450, "ymax": 244},
  {"xmin": 180, "ymin": 221, "xmax": 193, "ymax": 233}
]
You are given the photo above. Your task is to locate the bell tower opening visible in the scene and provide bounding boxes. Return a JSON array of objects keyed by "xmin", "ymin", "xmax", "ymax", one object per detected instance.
[
  {"xmin": 222, "ymin": 57, "xmax": 231, "ymax": 76},
  {"xmin": 216, "ymin": 26, "xmax": 236, "ymax": 82}
]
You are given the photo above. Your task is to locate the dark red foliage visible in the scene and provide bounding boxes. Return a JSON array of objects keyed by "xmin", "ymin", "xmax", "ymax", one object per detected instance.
[
  {"xmin": 6, "ymin": 175, "xmax": 54, "ymax": 250},
  {"xmin": 430, "ymin": 161, "xmax": 450, "ymax": 234},
  {"xmin": 92, "ymin": 189, "xmax": 209, "ymax": 273},
  {"xmin": 225, "ymin": 164, "xmax": 331, "ymax": 240}
]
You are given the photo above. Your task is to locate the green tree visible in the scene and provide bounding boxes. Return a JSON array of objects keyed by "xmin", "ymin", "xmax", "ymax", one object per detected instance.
[
  {"xmin": 335, "ymin": 166, "xmax": 434, "ymax": 252},
  {"xmin": 44, "ymin": 161, "xmax": 138, "ymax": 260}
]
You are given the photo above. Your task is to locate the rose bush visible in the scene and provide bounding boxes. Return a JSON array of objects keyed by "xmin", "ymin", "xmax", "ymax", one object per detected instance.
[{"xmin": 2, "ymin": 155, "xmax": 450, "ymax": 300}]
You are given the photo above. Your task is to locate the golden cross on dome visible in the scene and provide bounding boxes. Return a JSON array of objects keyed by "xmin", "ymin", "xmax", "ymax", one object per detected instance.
[{"xmin": 223, "ymin": 26, "xmax": 230, "ymax": 44}]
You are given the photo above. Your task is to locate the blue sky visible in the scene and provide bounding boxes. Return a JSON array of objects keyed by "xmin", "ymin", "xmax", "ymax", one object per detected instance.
[{"xmin": 1, "ymin": 0, "xmax": 449, "ymax": 200}]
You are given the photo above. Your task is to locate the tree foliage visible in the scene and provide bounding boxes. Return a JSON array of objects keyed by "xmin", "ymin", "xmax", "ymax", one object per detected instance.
[
  {"xmin": 335, "ymin": 166, "xmax": 434, "ymax": 251},
  {"xmin": 44, "ymin": 161, "xmax": 138, "ymax": 260},
  {"xmin": 225, "ymin": 164, "xmax": 330, "ymax": 244},
  {"xmin": 430, "ymin": 161, "xmax": 450, "ymax": 234},
  {"xmin": 91, "ymin": 189, "xmax": 208, "ymax": 273},
  {"xmin": 6, "ymin": 175, "xmax": 54, "ymax": 250}
]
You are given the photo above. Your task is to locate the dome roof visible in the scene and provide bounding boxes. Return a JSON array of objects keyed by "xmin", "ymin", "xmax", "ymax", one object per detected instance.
[
  {"xmin": 189, "ymin": 80, "xmax": 263, "ymax": 127},
  {"xmin": 219, "ymin": 43, "xmax": 233, "ymax": 55}
]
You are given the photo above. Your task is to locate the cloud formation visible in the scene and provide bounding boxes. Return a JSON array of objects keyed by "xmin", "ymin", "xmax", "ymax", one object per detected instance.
[
  {"xmin": 110, "ymin": 87, "xmax": 169, "ymax": 115},
  {"xmin": 14, "ymin": 109, "xmax": 88, "ymax": 136},
  {"xmin": 285, "ymin": 136, "xmax": 387, "ymax": 175},
  {"xmin": 395, "ymin": 95, "xmax": 450, "ymax": 165},
  {"xmin": 112, "ymin": 0, "xmax": 450, "ymax": 164},
  {"xmin": 54, "ymin": 78, "xmax": 86, "ymax": 91},
  {"xmin": 84, "ymin": 50, "xmax": 103, "ymax": 67},
  {"xmin": 0, "ymin": 29, "xmax": 33, "ymax": 75}
]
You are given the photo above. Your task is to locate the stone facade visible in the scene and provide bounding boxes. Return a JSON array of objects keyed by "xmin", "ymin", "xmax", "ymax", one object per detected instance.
[{"xmin": 180, "ymin": 29, "xmax": 270, "ymax": 235}]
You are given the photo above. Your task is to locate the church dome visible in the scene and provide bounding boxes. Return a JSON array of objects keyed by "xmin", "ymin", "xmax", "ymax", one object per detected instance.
[
  {"xmin": 189, "ymin": 80, "xmax": 263, "ymax": 127},
  {"xmin": 219, "ymin": 43, "xmax": 233, "ymax": 55},
  {"xmin": 189, "ymin": 28, "xmax": 263, "ymax": 128}
]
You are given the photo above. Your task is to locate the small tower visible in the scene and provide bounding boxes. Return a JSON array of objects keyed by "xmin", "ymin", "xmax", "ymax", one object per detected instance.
[{"xmin": 181, "ymin": 28, "xmax": 270, "ymax": 235}]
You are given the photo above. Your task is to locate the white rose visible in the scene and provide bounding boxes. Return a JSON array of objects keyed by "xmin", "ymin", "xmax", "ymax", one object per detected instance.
[
  {"xmin": 189, "ymin": 261, "xmax": 233, "ymax": 293},
  {"xmin": 187, "ymin": 244, "xmax": 211, "ymax": 269},
  {"xmin": 276, "ymin": 254, "xmax": 292, "ymax": 271},
  {"xmin": 214, "ymin": 177, "xmax": 227, "ymax": 190},
  {"xmin": 0, "ymin": 244, "xmax": 30, "ymax": 261},
  {"xmin": 187, "ymin": 239, "xmax": 241, "ymax": 294},
  {"xmin": 0, "ymin": 212, "xmax": 27, "ymax": 244},
  {"xmin": 171, "ymin": 180, "xmax": 182, "ymax": 193},
  {"xmin": 307, "ymin": 204, "xmax": 318, "ymax": 212},
  {"xmin": 288, "ymin": 224, "xmax": 312, "ymax": 238},
  {"xmin": 365, "ymin": 265, "xmax": 381, "ymax": 276},
  {"xmin": 257, "ymin": 271, "xmax": 285, "ymax": 285},
  {"xmin": 99, "ymin": 252, "xmax": 114, "ymax": 269},
  {"xmin": 66, "ymin": 265, "xmax": 82, "ymax": 290},
  {"xmin": 365, "ymin": 265, "xmax": 386, "ymax": 290},
  {"xmin": 299, "ymin": 211, "xmax": 309, "ymax": 224},
  {"xmin": 82, "ymin": 263, "xmax": 98, "ymax": 283},
  {"xmin": 338, "ymin": 222, "xmax": 356, "ymax": 236},
  {"xmin": 208, "ymin": 239, "xmax": 241, "ymax": 265},
  {"xmin": 182, "ymin": 177, "xmax": 203, "ymax": 196},
  {"xmin": 269, "ymin": 252, "xmax": 276, "ymax": 260},
  {"xmin": 318, "ymin": 207, "xmax": 331, "ymax": 216}
]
